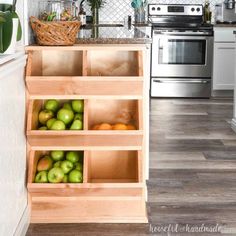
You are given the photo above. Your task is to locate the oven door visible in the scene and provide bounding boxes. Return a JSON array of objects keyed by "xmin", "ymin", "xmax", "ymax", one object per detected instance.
[{"xmin": 151, "ymin": 32, "xmax": 213, "ymax": 77}]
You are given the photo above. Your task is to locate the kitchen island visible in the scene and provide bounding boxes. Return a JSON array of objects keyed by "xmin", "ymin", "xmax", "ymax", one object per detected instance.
[{"xmin": 25, "ymin": 37, "xmax": 150, "ymax": 223}]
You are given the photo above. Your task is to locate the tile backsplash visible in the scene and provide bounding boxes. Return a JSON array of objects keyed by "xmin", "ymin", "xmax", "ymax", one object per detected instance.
[
  {"xmin": 83, "ymin": 0, "xmax": 219, "ymax": 23},
  {"xmin": 27, "ymin": 0, "xmax": 220, "ymax": 43}
]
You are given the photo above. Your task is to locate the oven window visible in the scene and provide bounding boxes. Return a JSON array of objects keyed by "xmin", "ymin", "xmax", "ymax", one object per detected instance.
[{"xmin": 159, "ymin": 39, "xmax": 206, "ymax": 65}]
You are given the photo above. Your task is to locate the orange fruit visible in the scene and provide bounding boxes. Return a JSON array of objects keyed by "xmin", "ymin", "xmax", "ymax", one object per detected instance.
[
  {"xmin": 112, "ymin": 123, "xmax": 127, "ymax": 130},
  {"xmin": 126, "ymin": 124, "xmax": 136, "ymax": 130},
  {"xmin": 97, "ymin": 123, "xmax": 112, "ymax": 130},
  {"xmin": 92, "ymin": 124, "xmax": 100, "ymax": 130}
]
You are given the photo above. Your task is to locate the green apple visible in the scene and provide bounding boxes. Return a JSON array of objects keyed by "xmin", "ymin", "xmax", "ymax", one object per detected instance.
[
  {"xmin": 70, "ymin": 120, "xmax": 83, "ymax": 130},
  {"xmin": 72, "ymin": 100, "xmax": 84, "ymax": 113},
  {"xmin": 38, "ymin": 109, "xmax": 54, "ymax": 125},
  {"xmin": 66, "ymin": 151, "xmax": 82, "ymax": 163},
  {"xmin": 62, "ymin": 174, "xmax": 68, "ymax": 183},
  {"xmin": 63, "ymin": 102, "xmax": 73, "ymax": 111},
  {"xmin": 75, "ymin": 162, "xmax": 83, "ymax": 171},
  {"xmin": 51, "ymin": 150, "xmax": 65, "ymax": 161},
  {"xmin": 50, "ymin": 120, "xmax": 66, "ymax": 130},
  {"xmin": 61, "ymin": 160, "xmax": 74, "ymax": 174},
  {"xmin": 54, "ymin": 161, "xmax": 62, "ymax": 168},
  {"xmin": 68, "ymin": 169, "xmax": 83, "ymax": 183},
  {"xmin": 44, "ymin": 99, "xmax": 59, "ymax": 113},
  {"xmin": 38, "ymin": 126, "xmax": 47, "ymax": 130},
  {"xmin": 46, "ymin": 118, "xmax": 57, "ymax": 129},
  {"xmin": 35, "ymin": 171, "xmax": 48, "ymax": 183},
  {"xmin": 37, "ymin": 155, "xmax": 53, "ymax": 172},
  {"xmin": 74, "ymin": 113, "xmax": 83, "ymax": 121},
  {"xmin": 57, "ymin": 108, "xmax": 74, "ymax": 125},
  {"xmin": 48, "ymin": 167, "xmax": 64, "ymax": 183}
]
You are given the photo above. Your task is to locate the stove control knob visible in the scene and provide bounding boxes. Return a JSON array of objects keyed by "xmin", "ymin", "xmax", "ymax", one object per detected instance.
[
  {"xmin": 157, "ymin": 7, "xmax": 161, "ymax": 11},
  {"xmin": 191, "ymin": 8, "xmax": 195, "ymax": 12},
  {"xmin": 152, "ymin": 7, "xmax": 156, "ymax": 11},
  {"xmin": 196, "ymin": 7, "xmax": 200, "ymax": 12}
]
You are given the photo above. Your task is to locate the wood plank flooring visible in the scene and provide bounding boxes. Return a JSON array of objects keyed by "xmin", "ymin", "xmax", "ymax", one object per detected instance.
[{"xmin": 26, "ymin": 98, "xmax": 236, "ymax": 236}]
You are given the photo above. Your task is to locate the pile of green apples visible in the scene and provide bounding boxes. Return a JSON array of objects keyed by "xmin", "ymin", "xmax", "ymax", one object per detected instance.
[
  {"xmin": 34, "ymin": 151, "xmax": 83, "ymax": 183},
  {"xmin": 38, "ymin": 99, "xmax": 84, "ymax": 130}
]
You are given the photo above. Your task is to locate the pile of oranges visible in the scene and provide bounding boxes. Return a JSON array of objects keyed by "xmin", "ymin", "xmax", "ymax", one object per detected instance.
[{"xmin": 91, "ymin": 123, "xmax": 136, "ymax": 130}]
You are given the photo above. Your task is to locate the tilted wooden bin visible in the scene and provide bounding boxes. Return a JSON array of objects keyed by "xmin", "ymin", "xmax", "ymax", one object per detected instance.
[{"xmin": 25, "ymin": 45, "xmax": 148, "ymax": 223}]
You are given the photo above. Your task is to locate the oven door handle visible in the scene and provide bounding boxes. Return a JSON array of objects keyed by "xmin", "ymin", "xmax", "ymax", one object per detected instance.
[
  {"xmin": 153, "ymin": 31, "xmax": 211, "ymax": 37},
  {"xmin": 153, "ymin": 79, "xmax": 210, "ymax": 84}
]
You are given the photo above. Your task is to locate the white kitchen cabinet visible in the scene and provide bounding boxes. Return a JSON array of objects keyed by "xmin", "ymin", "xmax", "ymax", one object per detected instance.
[{"xmin": 213, "ymin": 27, "xmax": 236, "ymax": 90}]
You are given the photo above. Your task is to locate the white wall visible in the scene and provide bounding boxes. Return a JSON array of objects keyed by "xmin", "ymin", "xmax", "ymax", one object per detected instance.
[
  {"xmin": 0, "ymin": 56, "xmax": 28, "ymax": 236},
  {"xmin": 0, "ymin": 1, "xmax": 28, "ymax": 235},
  {"xmin": 232, "ymin": 35, "xmax": 236, "ymax": 132}
]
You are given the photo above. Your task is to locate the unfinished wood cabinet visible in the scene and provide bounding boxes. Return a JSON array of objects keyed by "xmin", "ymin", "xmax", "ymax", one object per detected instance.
[{"xmin": 25, "ymin": 44, "xmax": 148, "ymax": 223}]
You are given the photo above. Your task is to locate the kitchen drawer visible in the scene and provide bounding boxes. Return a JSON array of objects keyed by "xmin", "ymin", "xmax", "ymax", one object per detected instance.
[
  {"xmin": 214, "ymin": 27, "xmax": 236, "ymax": 42},
  {"xmin": 151, "ymin": 78, "xmax": 211, "ymax": 98}
]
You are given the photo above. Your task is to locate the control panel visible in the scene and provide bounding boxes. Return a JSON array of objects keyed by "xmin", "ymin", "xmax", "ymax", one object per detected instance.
[{"xmin": 148, "ymin": 4, "xmax": 203, "ymax": 16}]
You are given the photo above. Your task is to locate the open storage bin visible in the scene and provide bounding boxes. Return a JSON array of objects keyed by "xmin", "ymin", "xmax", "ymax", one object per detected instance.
[
  {"xmin": 28, "ymin": 150, "xmax": 85, "ymax": 191},
  {"xmin": 87, "ymin": 50, "xmax": 143, "ymax": 76},
  {"xmin": 27, "ymin": 99, "xmax": 143, "ymax": 148},
  {"xmin": 28, "ymin": 150, "xmax": 143, "ymax": 194},
  {"xmin": 86, "ymin": 150, "xmax": 141, "ymax": 183},
  {"xmin": 25, "ymin": 47, "xmax": 144, "ymax": 97},
  {"xmin": 88, "ymin": 99, "xmax": 142, "ymax": 130},
  {"xmin": 27, "ymin": 99, "xmax": 86, "ymax": 131},
  {"xmin": 28, "ymin": 50, "xmax": 83, "ymax": 76},
  {"xmin": 28, "ymin": 150, "xmax": 146, "ymax": 223}
]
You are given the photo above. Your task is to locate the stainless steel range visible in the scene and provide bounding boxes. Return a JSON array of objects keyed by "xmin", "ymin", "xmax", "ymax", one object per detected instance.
[{"xmin": 149, "ymin": 4, "xmax": 214, "ymax": 98}]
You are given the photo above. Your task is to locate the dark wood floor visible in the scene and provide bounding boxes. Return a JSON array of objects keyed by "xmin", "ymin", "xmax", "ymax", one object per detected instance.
[{"xmin": 26, "ymin": 98, "xmax": 236, "ymax": 236}]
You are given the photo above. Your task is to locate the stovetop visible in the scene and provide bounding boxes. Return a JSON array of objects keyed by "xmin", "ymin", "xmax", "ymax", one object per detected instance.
[
  {"xmin": 216, "ymin": 21, "xmax": 236, "ymax": 24},
  {"xmin": 148, "ymin": 4, "xmax": 211, "ymax": 31}
]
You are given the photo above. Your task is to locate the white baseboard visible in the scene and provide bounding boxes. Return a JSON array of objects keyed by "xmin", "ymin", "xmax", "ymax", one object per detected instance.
[
  {"xmin": 14, "ymin": 206, "xmax": 30, "ymax": 236},
  {"xmin": 232, "ymin": 118, "xmax": 236, "ymax": 133}
]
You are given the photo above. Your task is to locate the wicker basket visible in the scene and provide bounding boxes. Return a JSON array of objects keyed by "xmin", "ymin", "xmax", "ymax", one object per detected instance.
[{"xmin": 30, "ymin": 16, "xmax": 81, "ymax": 46}]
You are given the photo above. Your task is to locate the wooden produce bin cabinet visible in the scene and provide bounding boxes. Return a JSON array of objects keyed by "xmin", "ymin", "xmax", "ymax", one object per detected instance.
[{"xmin": 25, "ymin": 45, "xmax": 148, "ymax": 223}]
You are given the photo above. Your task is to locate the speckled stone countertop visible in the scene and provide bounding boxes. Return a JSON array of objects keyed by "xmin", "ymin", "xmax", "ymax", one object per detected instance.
[
  {"xmin": 214, "ymin": 23, "xmax": 236, "ymax": 27},
  {"xmin": 76, "ymin": 24, "xmax": 152, "ymax": 44}
]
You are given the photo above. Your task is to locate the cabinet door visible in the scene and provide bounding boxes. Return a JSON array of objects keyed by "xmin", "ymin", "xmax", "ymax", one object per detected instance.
[
  {"xmin": 214, "ymin": 27, "xmax": 236, "ymax": 42},
  {"xmin": 213, "ymin": 43, "xmax": 235, "ymax": 90}
]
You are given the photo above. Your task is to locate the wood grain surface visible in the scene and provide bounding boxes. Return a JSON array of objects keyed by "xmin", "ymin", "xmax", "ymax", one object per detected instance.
[{"xmin": 26, "ymin": 98, "xmax": 236, "ymax": 235}]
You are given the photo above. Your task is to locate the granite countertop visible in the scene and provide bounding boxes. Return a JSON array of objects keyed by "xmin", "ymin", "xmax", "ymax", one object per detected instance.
[
  {"xmin": 214, "ymin": 23, "xmax": 236, "ymax": 27},
  {"xmin": 76, "ymin": 23, "xmax": 152, "ymax": 44}
]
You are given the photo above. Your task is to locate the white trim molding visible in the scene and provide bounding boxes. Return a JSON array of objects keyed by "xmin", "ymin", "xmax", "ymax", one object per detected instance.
[
  {"xmin": 231, "ymin": 118, "xmax": 236, "ymax": 133},
  {"xmin": 13, "ymin": 206, "xmax": 30, "ymax": 236}
]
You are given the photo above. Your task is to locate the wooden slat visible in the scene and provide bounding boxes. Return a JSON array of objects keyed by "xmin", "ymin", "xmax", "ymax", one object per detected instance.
[
  {"xmin": 27, "ymin": 131, "xmax": 143, "ymax": 149},
  {"xmin": 83, "ymin": 99, "xmax": 89, "ymax": 130},
  {"xmin": 137, "ymin": 150, "xmax": 143, "ymax": 183},
  {"xmin": 83, "ymin": 150, "xmax": 89, "ymax": 183},
  {"xmin": 25, "ymin": 76, "xmax": 143, "ymax": 96},
  {"xmin": 25, "ymin": 51, "xmax": 33, "ymax": 76},
  {"xmin": 137, "ymin": 50, "xmax": 144, "ymax": 76},
  {"xmin": 82, "ymin": 50, "xmax": 88, "ymax": 76},
  {"xmin": 25, "ymin": 44, "xmax": 147, "ymax": 52},
  {"xmin": 30, "ymin": 197, "xmax": 148, "ymax": 223}
]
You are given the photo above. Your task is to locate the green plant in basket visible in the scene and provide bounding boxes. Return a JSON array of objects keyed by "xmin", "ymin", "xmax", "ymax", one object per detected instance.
[
  {"xmin": 0, "ymin": 0, "xmax": 22, "ymax": 53},
  {"xmin": 87, "ymin": 0, "xmax": 106, "ymax": 9}
]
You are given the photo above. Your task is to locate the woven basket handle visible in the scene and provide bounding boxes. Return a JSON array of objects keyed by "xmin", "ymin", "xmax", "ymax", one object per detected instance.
[{"xmin": 30, "ymin": 16, "xmax": 42, "ymax": 30}]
